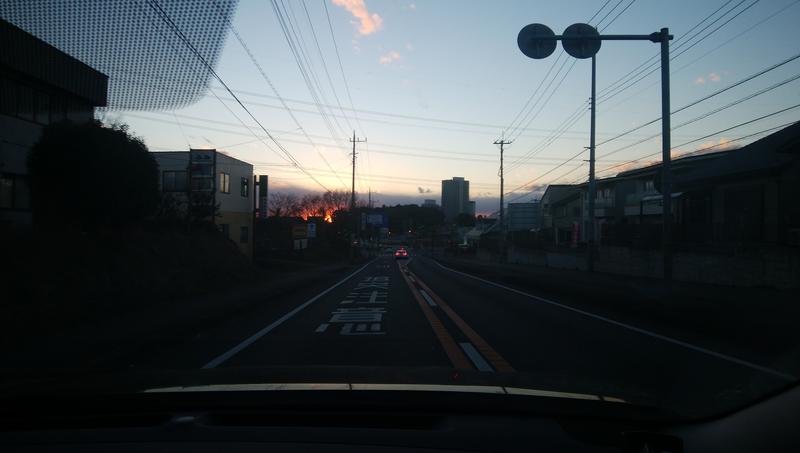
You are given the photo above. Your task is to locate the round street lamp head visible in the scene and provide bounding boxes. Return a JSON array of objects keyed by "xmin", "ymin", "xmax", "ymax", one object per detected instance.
[
  {"xmin": 517, "ymin": 23, "xmax": 556, "ymax": 59},
  {"xmin": 562, "ymin": 23, "xmax": 601, "ymax": 59}
]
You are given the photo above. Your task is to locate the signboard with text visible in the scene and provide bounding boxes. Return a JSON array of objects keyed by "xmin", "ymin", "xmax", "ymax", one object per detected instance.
[
  {"xmin": 292, "ymin": 224, "xmax": 308, "ymax": 239},
  {"xmin": 258, "ymin": 175, "xmax": 268, "ymax": 218}
]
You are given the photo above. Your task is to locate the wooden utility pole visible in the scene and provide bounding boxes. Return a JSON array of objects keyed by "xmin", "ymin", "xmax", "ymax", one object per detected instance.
[
  {"xmin": 494, "ymin": 138, "xmax": 512, "ymax": 259},
  {"xmin": 350, "ymin": 131, "xmax": 366, "ymax": 210},
  {"xmin": 349, "ymin": 131, "xmax": 366, "ymax": 259}
]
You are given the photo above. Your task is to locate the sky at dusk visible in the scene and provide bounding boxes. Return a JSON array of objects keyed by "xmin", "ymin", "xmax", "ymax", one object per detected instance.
[{"xmin": 105, "ymin": 0, "xmax": 800, "ymax": 215}]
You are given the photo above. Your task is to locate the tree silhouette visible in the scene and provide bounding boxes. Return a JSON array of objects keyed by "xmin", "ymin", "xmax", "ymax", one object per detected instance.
[{"xmin": 28, "ymin": 121, "xmax": 159, "ymax": 229}]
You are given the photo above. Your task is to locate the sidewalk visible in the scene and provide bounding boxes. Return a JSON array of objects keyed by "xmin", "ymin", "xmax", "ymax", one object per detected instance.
[{"xmin": 431, "ymin": 253, "xmax": 800, "ymax": 374}]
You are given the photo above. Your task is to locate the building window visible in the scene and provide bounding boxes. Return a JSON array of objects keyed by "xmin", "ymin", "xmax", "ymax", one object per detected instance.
[
  {"xmin": 219, "ymin": 172, "xmax": 230, "ymax": 194},
  {"xmin": 219, "ymin": 223, "xmax": 230, "ymax": 239},
  {"xmin": 0, "ymin": 175, "xmax": 13, "ymax": 209},
  {"xmin": 644, "ymin": 180, "xmax": 655, "ymax": 192},
  {"xmin": 162, "ymin": 171, "xmax": 187, "ymax": 192},
  {"xmin": 0, "ymin": 79, "xmax": 17, "ymax": 116},
  {"xmin": 240, "ymin": 226, "xmax": 249, "ymax": 243},
  {"xmin": 17, "ymin": 85, "xmax": 34, "ymax": 121},
  {"xmin": 35, "ymin": 93, "xmax": 50, "ymax": 125},
  {"xmin": 0, "ymin": 174, "xmax": 30, "ymax": 210},
  {"xmin": 240, "ymin": 177, "xmax": 249, "ymax": 197}
]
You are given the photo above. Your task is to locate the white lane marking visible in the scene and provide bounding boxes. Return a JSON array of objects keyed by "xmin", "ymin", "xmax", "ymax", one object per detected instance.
[
  {"xmin": 202, "ymin": 259, "xmax": 377, "ymax": 369},
  {"xmin": 460, "ymin": 342, "xmax": 493, "ymax": 372},
  {"xmin": 368, "ymin": 290, "xmax": 378, "ymax": 303},
  {"xmin": 433, "ymin": 259, "xmax": 797, "ymax": 382},
  {"xmin": 315, "ymin": 323, "xmax": 329, "ymax": 333},
  {"xmin": 419, "ymin": 289, "xmax": 437, "ymax": 307}
]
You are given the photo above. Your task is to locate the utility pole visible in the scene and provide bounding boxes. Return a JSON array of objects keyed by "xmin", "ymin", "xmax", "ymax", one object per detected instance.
[
  {"xmin": 349, "ymin": 131, "xmax": 366, "ymax": 259},
  {"xmin": 350, "ymin": 131, "xmax": 366, "ymax": 210},
  {"xmin": 587, "ymin": 55, "xmax": 597, "ymax": 272},
  {"xmin": 494, "ymin": 138, "xmax": 512, "ymax": 260}
]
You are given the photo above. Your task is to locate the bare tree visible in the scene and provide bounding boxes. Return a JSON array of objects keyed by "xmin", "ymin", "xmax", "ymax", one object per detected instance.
[
  {"xmin": 269, "ymin": 192, "xmax": 301, "ymax": 217},
  {"xmin": 323, "ymin": 189, "xmax": 353, "ymax": 212},
  {"xmin": 300, "ymin": 193, "xmax": 325, "ymax": 217}
]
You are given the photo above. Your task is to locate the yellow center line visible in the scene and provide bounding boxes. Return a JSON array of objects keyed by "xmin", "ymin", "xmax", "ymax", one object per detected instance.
[
  {"xmin": 398, "ymin": 263, "xmax": 474, "ymax": 370},
  {"xmin": 407, "ymin": 268, "xmax": 516, "ymax": 373}
]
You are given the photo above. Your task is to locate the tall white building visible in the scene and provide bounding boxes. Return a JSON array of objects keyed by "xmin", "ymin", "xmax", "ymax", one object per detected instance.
[{"xmin": 441, "ymin": 177, "xmax": 471, "ymax": 222}]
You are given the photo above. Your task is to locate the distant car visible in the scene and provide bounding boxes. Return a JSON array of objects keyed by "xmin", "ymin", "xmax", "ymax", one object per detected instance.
[{"xmin": 394, "ymin": 248, "xmax": 409, "ymax": 259}]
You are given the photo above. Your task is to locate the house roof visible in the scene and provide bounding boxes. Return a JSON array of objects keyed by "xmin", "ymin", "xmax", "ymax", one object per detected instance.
[
  {"xmin": 673, "ymin": 122, "xmax": 800, "ymax": 188},
  {"xmin": 0, "ymin": 18, "xmax": 107, "ymax": 106},
  {"xmin": 541, "ymin": 184, "xmax": 579, "ymax": 205}
]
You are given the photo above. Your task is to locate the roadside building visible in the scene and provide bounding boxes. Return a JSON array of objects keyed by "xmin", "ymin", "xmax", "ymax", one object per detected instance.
[
  {"xmin": 540, "ymin": 185, "xmax": 581, "ymax": 247},
  {"xmin": 507, "ymin": 201, "xmax": 541, "ymax": 232},
  {"xmin": 0, "ymin": 19, "xmax": 108, "ymax": 226},
  {"xmin": 441, "ymin": 177, "xmax": 471, "ymax": 222},
  {"xmin": 152, "ymin": 149, "xmax": 254, "ymax": 257},
  {"xmin": 574, "ymin": 122, "xmax": 800, "ymax": 247}
]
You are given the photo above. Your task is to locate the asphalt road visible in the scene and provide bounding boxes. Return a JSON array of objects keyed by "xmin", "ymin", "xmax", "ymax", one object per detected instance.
[{"xmin": 139, "ymin": 251, "xmax": 796, "ymax": 417}]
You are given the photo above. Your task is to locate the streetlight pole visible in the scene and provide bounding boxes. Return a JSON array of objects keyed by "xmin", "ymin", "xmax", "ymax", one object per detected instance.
[
  {"xmin": 517, "ymin": 24, "xmax": 673, "ymax": 279},
  {"xmin": 659, "ymin": 28, "xmax": 673, "ymax": 280}
]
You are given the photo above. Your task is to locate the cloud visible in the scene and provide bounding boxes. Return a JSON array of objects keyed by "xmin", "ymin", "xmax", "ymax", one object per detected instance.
[
  {"xmin": 678, "ymin": 138, "xmax": 740, "ymax": 157},
  {"xmin": 332, "ymin": 0, "xmax": 383, "ymax": 35},
  {"xmin": 409, "ymin": 3, "xmax": 416, "ymax": 10},
  {"xmin": 379, "ymin": 50, "xmax": 401, "ymax": 65},
  {"xmin": 405, "ymin": 42, "xmax": 414, "ymax": 51},
  {"xmin": 417, "ymin": 186, "xmax": 431, "ymax": 194},
  {"xmin": 694, "ymin": 72, "xmax": 722, "ymax": 86}
]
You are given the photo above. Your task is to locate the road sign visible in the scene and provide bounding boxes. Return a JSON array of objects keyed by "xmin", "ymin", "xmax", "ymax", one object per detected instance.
[
  {"xmin": 292, "ymin": 224, "xmax": 307, "ymax": 239},
  {"xmin": 562, "ymin": 23, "xmax": 600, "ymax": 59},
  {"xmin": 517, "ymin": 23, "xmax": 556, "ymax": 59}
]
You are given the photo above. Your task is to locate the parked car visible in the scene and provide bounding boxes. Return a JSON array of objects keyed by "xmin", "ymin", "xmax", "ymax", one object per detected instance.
[{"xmin": 394, "ymin": 248, "xmax": 409, "ymax": 259}]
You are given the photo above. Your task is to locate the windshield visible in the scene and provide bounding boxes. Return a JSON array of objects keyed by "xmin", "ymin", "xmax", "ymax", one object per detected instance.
[{"xmin": 1, "ymin": 0, "xmax": 798, "ymax": 420}]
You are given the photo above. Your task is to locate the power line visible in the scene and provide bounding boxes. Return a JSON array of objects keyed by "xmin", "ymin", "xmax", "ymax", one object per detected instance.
[
  {"xmin": 127, "ymin": 111, "xmax": 642, "ymax": 167},
  {"xmin": 596, "ymin": 52, "xmax": 800, "ymax": 148},
  {"xmin": 282, "ymin": 0, "xmax": 348, "ymax": 139},
  {"xmin": 503, "ymin": 0, "xmax": 775, "ymax": 196},
  {"xmin": 143, "ymin": 0, "xmax": 330, "ymax": 192},
  {"xmin": 502, "ymin": 1, "xmax": 637, "ymax": 171},
  {"xmin": 320, "ymin": 0, "xmax": 373, "ymax": 185},
  {"xmin": 594, "ymin": 120, "xmax": 798, "ymax": 177},
  {"xmin": 269, "ymin": 0, "xmax": 347, "ymax": 149},
  {"xmin": 596, "ymin": 70, "xmax": 800, "ymax": 159},
  {"xmin": 501, "ymin": 102, "xmax": 800, "ymax": 203},
  {"xmin": 211, "ymin": 1, "xmax": 347, "ymax": 189},
  {"xmin": 595, "ymin": 0, "xmax": 737, "ymax": 100},
  {"xmin": 597, "ymin": 0, "xmax": 760, "ymax": 105},
  {"xmin": 299, "ymin": 0, "xmax": 353, "ymax": 132},
  {"xmin": 502, "ymin": 0, "xmax": 620, "ymax": 139}
]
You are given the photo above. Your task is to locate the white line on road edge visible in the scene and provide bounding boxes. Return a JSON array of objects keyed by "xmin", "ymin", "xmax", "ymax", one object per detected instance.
[
  {"xmin": 460, "ymin": 342, "xmax": 493, "ymax": 372},
  {"xmin": 433, "ymin": 260, "xmax": 797, "ymax": 382},
  {"xmin": 202, "ymin": 259, "xmax": 377, "ymax": 369},
  {"xmin": 419, "ymin": 289, "xmax": 437, "ymax": 307}
]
